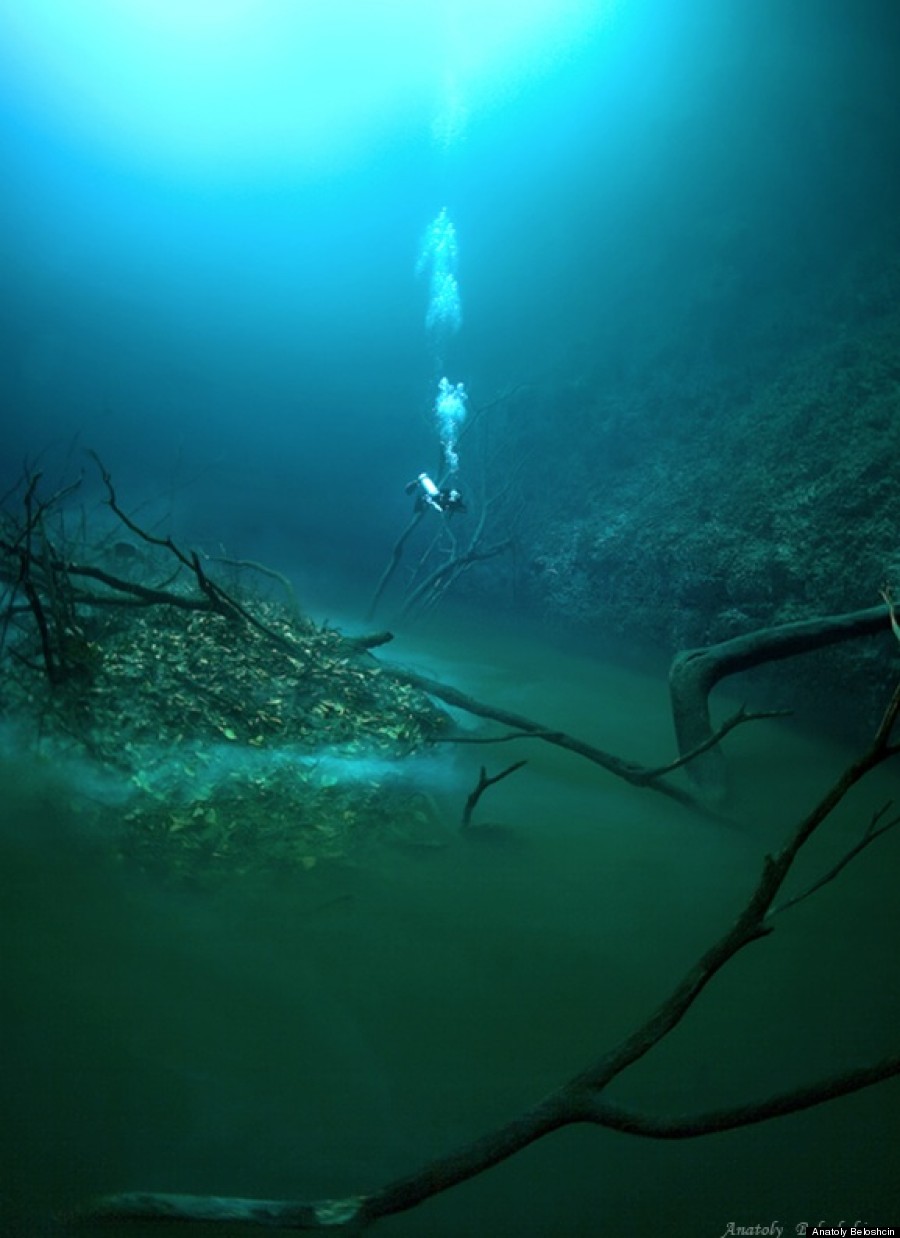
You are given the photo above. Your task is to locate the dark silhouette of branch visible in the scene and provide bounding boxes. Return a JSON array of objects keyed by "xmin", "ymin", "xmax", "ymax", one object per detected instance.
[
  {"xmin": 1, "ymin": 470, "xmax": 85, "ymax": 683},
  {"xmin": 384, "ymin": 664, "xmax": 704, "ymax": 812},
  {"xmin": 434, "ymin": 708, "xmax": 787, "ymax": 779},
  {"xmin": 573, "ymin": 1052, "xmax": 900, "ymax": 1135},
  {"xmin": 436, "ymin": 728, "xmax": 563, "ymax": 745},
  {"xmin": 768, "ymin": 801, "xmax": 900, "ymax": 917},
  {"xmin": 89, "ymin": 451, "xmax": 195, "ymax": 570},
  {"xmin": 367, "ymin": 509, "xmax": 426, "ymax": 619},
  {"xmin": 668, "ymin": 603, "xmax": 892, "ymax": 801},
  {"xmin": 642, "ymin": 705, "xmax": 791, "ymax": 778},
  {"xmin": 461, "ymin": 759, "xmax": 527, "ymax": 828},
  {"xmin": 208, "ymin": 555, "xmax": 301, "ymax": 616},
  {"xmin": 87, "ymin": 456, "xmax": 314, "ymax": 657},
  {"xmin": 63, "ymin": 563, "xmax": 209, "ymax": 610},
  {"xmin": 399, "ymin": 536, "xmax": 511, "ymax": 619}
]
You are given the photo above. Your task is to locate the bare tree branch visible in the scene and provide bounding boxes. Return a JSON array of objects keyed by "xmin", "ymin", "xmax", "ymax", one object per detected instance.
[
  {"xmin": 435, "ymin": 728, "xmax": 563, "ymax": 745},
  {"xmin": 367, "ymin": 509, "xmax": 426, "ymax": 619},
  {"xmin": 669, "ymin": 603, "xmax": 894, "ymax": 800},
  {"xmin": 574, "ymin": 1052, "xmax": 900, "ymax": 1135},
  {"xmin": 461, "ymin": 759, "xmax": 527, "ymax": 828},
  {"xmin": 207, "ymin": 555, "xmax": 301, "ymax": 617},
  {"xmin": 768, "ymin": 801, "xmax": 900, "ymax": 918},
  {"xmin": 642, "ymin": 705, "xmax": 792, "ymax": 779},
  {"xmin": 385, "ymin": 664, "xmax": 705, "ymax": 812}
]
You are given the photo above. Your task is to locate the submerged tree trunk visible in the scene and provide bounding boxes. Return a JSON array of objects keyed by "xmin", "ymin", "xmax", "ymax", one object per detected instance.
[{"xmin": 668, "ymin": 603, "xmax": 891, "ymax": 802}]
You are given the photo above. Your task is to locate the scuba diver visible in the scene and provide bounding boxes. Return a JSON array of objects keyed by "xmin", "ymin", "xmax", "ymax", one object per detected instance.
[{"xmin": 405, "ymin": 472, "xmax": 466, "ymax": 515}]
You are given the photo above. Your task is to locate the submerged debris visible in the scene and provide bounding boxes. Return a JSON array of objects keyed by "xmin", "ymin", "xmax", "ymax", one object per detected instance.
[
  {"xmin": 74, "ymin": 602, "xmax": 447, "ymax": 758},
  {"xmin": 0, "ymin": 465, "xmax": 454, "ymax": 880},
  {"xmin": 2, "ymin": 595, "xmax": 451, "ymax": 881},
  {"xmin": 120, "ymin": 759, "xmax": 442, "ymax": 884}
]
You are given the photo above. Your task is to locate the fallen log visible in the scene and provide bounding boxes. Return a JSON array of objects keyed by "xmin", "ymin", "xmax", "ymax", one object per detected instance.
[{"xmin": 668, "ymin": 603, "xmax": 891, "ymax": 802}]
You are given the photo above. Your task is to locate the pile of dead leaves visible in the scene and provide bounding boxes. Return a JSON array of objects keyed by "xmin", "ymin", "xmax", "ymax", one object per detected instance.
[
  {"xmin": 72, "ymin": 602, "xmax": 448, "ymax": 760},
  {"xmin": 5, "ymin": 598, "xmax": 452, "ymax": 880}
]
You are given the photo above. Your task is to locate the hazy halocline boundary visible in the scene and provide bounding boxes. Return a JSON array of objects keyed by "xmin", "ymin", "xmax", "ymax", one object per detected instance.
[
  {"xmin": 0, "ymin": 463, "xmax": 455, "ymax": 883},
  {"xmin": 4, "ymin": 458, "xmax": 900, "ymax": 1232}
]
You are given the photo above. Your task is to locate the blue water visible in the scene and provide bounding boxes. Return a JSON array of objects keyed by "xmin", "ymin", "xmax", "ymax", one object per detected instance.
[{"xmin": 4, "ymin": 2, "xmax": 899, "ymax": 571}]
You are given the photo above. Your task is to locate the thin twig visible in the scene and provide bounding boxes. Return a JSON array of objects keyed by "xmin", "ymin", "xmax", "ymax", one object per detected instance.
[
  {"xmin": 209, "ymin": 555, "xmax": 301, "ymax": 617},
  {"xmin": 642, "ymin": 705, "xmax": 792, "ymax": 779},
  {"xmin": 385, "ymin": 664, "xmax": 704, "ymax": 812},
  {"xmin": 768, "ymin": 801, "xmax": 900, "ymax": 918},
  {"xmin": 461, "ymin": 760, "xmax": 527, "ymax": 828},
  {"xmin": 436, "ymin": 729, "xmax": 563, "ymax": 745}
]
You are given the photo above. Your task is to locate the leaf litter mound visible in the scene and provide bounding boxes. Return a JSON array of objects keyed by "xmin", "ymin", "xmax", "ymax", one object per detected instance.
[{"xmin": 5, "ymin": 599, "xmax": 452, "ymax": 884}]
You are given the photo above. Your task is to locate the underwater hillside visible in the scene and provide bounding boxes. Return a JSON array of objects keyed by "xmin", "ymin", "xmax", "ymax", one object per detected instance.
[{"xmin": 2, "ymin": 1, "xmax": 899, "ymax": 1235}]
